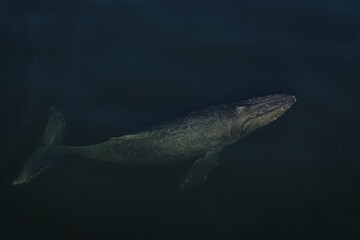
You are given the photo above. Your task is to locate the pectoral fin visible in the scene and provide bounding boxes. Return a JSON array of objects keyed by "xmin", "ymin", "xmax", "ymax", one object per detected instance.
[{"xmin": 178, "ymin": 148, "xmax": 223, "ymax": 191}]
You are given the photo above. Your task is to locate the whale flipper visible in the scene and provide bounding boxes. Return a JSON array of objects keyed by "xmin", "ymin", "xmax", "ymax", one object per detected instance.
[
  {"xmin": 178, "ymin": 148, "xmax": 223, "ymax": 191},
  {"xmin": 13, "ymin": 107, "xmax": 65, "ymax": 185}
]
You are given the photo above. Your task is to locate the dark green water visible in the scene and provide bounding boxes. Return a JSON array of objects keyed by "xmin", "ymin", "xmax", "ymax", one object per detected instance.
[{"xmin": 1, "ymin": 0, "xmax": 359, "ymax": 239}]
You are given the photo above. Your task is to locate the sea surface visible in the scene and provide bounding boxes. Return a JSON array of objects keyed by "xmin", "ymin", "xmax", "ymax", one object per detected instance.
[{"xmin": 1, "ymin": 0, "xmax": 359, "ymax": 239}]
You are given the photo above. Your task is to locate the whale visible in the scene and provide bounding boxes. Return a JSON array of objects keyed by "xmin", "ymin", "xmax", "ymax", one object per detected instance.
[{"xmin": 13, "ymin": 94, "xmax": 296, "ymax": 191}]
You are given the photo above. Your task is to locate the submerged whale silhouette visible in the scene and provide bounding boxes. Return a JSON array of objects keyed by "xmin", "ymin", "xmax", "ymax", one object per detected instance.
[{"xmin": 13, "ymin": 94, "xmax": 296, "ymax": 191}]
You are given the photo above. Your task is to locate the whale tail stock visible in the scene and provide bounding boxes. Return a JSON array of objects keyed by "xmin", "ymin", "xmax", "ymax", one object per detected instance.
[{"xmin": 12, "ymin": 107, "xmax": 65, "ymax": 185}]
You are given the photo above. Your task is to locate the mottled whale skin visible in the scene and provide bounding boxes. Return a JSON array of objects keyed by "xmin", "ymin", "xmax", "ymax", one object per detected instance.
[{"xmin": 13, "ymin": 94, "xmax": 296, "ymax": 191}]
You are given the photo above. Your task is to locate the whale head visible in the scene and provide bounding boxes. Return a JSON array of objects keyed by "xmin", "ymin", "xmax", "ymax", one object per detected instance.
[{"xmin": 230, "ymin": 94, "xmax": 296, "ymax": 139}]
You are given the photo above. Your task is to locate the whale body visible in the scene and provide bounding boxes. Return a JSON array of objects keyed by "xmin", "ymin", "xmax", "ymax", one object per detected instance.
[{"xmin": 13, "ymin": 94, "xmax": 296, "ymax": 191}]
